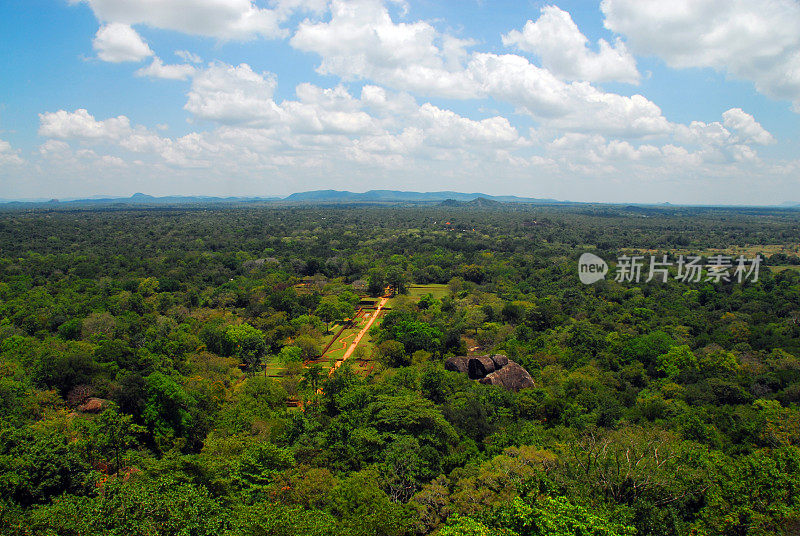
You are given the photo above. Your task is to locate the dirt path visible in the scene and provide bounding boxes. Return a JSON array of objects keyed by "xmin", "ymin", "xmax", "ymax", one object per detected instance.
[
  {"xmin": 329, "ymin": 294, "xmax": 389, "ymax": 375},
  {"xmin": 328, "ymin": 331, "xmax": 357, "ymax": 355}
]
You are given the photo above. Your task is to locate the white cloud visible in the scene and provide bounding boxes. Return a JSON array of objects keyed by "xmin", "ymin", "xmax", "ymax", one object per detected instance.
[
  {"xmin": 92, "ymin": 23, "xmax": 152, "ymax": 62},
  {"xmin": 15, "ymin": 1, "xmax": 794, "ymax": 204},
  {"xmin": 35, "ymin": 71, "xmax": 530, "ymax": 178},
  {"xmin": 601, "ymin": 0, "xmax": 800, "ymax": 110},
  {"xmin": 185, "ymin": 63, "xmax": 281, "ymax": 125},
  {"xmin": 24, "ymin": 98, "xmax": 796, "ymax": 204},
  {"xmin": 540, "ymin": 130, "xmax": 773, "ymax": 179},
  {"xmin": 181, "ymin": 62, "xmax": 523, "ymax": 150},
  {"xmin": 290, "ymin": 0, "xmax": 668, "ymax": 137},
  {"xmin": 672, "ymin": 108, "xmax": 776, "ymax": 152},
  {"xmin": 282, "ymin": 84, "xmax": 377, "ymax": 134},
  {"xmin": 136, "ymin": 57, "xmax": 196, "ymax": 80},
  {"xmin": 175, "ymin": 50, "xmax": 203, "ymax": 64},
  {"xmin": 38, "ymin": 109, "xmax": 133, "ymax": 140},
  {"xmin": 415, "ymin": 103, "xmax": 520, "ymax": 148},
  {"xmin": 467, "ymin": 53, "xmax": 670, "ymax": 137},
  {"xmin": 0, "ymin": 139, "xmax": 24, "ymax": 166},
  {"xmin": 722, "ymin": 108, "xmax": 776, "ymax": 145},
  {"xmin": 291, "ymin": 0, "xmax": 477, "ymax": 98},
  {"xmin": 503, "ymin": 5, "xmax": 639, "ymax": 84},
  {"xmin": 72, "ymin": 0, "xmax": 322, "ymax": 41}
]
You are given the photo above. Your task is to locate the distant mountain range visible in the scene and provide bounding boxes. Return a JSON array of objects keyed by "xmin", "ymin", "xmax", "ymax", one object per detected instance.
[
  {"xmin": 0, "ymin": 193, "xmax": 282, "ymax": 206},
  {"xmin": 0, "ymin": 190, "xmax": 562, "ymax": 207},
  {"xmin": 1, "ymin": 190, "xmax": 799, "ymax": 208},
  {"xmin": 282, "ymin": 190, "xmax": 559, "ymax": 203}
]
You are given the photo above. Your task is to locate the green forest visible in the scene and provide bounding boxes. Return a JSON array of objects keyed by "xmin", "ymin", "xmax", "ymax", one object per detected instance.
[{"xmin": 0, "ymin": 203, "xmax": 799, "ymax": 536}]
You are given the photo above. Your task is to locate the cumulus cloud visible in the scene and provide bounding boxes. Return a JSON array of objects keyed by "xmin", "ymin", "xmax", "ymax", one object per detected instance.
[
  {"xmin": 672, "ymin": 108, "xmax": 776, "ymax": 152},
  {"xmin": 503, "ymin": 5, "xmax": 639, "ymax": 84},
  {"xmin": 72, "ymin": 0, "xmax": 321, "ymax": 40},
  {"xmin": 185, "ymin": 63, "xmax": 281, "ymax": 125},
  {"xmin": 136, "ymin": 57, "xmax": 196, "ymax": 80},
  {"xmin": 282, "ymin": 84, "xmax": 377, "ymax": 134},
  {"xmin": 290, "ymin": 0, "xmax": 668, "ymax": 137},
  {"xmin": 601, "ymin": 0, "xmax": 800, "ymax": 110},
  {"xmin": 25, "ymin": 96, "xmax": 792, "ymax": 204},
  {"xmin": 468, "ymin": 53, "xmax": 670, "ymax": 137},
  {"xmin": 0, "ymin": 139, "xmax": 24, "ymax": 166},
  {"xmin": 12, "ymin": 2, "xmax": 793, "ymax": 203},
  {"xmin": 722, "ymin": 108, "xmax": 776, "ymax": 145},
  {"xmin": 291, "ymin": 0, "xmax": 477, "ymax": 98},
  {"xmin": 36, "ymin": 66, "xmax": 530, "ymax": 177},
  {"xmin": 38, "ymin": 109, "xmax": 133, "ymax": 140},
  {"xmin": 92, "ymin": 23, "xmax": 152, "ymax": 62},
  {"xmin": 36, "ymin": 72, "xmax": 773, "ymax": 191}
]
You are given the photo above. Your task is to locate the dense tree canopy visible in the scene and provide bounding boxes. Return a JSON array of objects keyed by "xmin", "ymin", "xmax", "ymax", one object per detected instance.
[{"xmin": 0, "ymin": 203, "xmax": 798, "ymax": 535}]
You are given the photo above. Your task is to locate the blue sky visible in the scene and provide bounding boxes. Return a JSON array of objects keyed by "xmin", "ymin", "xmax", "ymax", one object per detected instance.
[{"xmin": 1, "ymin": 0, "xmax": 799, "ymax": 204}]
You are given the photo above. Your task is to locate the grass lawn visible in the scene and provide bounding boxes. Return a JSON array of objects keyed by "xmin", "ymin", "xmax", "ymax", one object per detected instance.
[
  {"xmin": 264, "ymin": 354, "xmax": 286, "ymax": 378},
  {"xmin": 323, "ymin": 328, "xmax": 360, "ymax": 360},
  {"xmin": 620, "ymin": 244, "xmax": 800, "ymax": 257},
  {"xmin": 407, "ymin": 284, "xmax": 450, "ymax": 299},
  {"xmin": 387, "ymin": 283, "xmax": 450, "ymax": 308}
]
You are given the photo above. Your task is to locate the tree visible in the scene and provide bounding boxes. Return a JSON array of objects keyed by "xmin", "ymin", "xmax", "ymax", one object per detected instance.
[
  {"xmin": 277, "ymin": 345, "xmax": 303, "ymax": 364},
  {"xmin": 368, "ymin": 268, "xmax": 387, "ymax": 297},
  {"xmin": 142, "ymin": 372, "xmax": 195, "ymax": 449},
  {"xmin": 461, "ymin": 264, "xmax": 486, "ymax": 284},
  {"xmin": 28, "ymin": 475, "xmax": 227, "ymax": 536},
  {"xmin": 386, "ymin": 266, "xmax": 408, "ymax": 295},
  {"xmin": 301, "ymin": 364, "xmax": 325, "ymax": 392},
  {"xmin": 78, "ymin": 405, "xmax": 144, "ymax": 474},
  {"xmin": 656, "ymin": 345, "xmax": 697, "ymax": 379},
  {"xmin": 378, "ymin": 340, "xmax": 408, "ymax": 368},
  {"xmin": 380, "ymin": 312, "xmax": 443, "ymax": 354},
  {"xmin": 697, "ymin": 446, "xmax": 800, "ymax": 536},
  {"xmin": 315, "ymin": 296, "xmax": 354, "ymax": 334},
  {"xmin": 315, "ymin": 296, "xmax": 343, "ymax": 334},
  {"xmin": 235, "ymin": 442, "xmax": 295, "ymax": 499},
  {"xmin": 225, "ymin": 323, "xmax": 267, "ymax": 374},
  {"xmin": 294, "ymin": 334, "xmax": 321, "ymax": 361},
  {"xmin": 440, "ymin": 495, "xmax": 636, "ymax": 536}
]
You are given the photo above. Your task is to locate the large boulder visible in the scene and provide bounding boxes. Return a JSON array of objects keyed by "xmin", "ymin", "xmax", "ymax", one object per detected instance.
[
  {"xmin": 468, "ymin": 356, "xmax": 496, "ymax": 379},
  {"xmin": 479, "ymin": 362, "xmax": 535, "ymax": 391},
  {"xmin": 490, "ymin": 354, "xmax": 509, "ymax": 368},
  {"xmin": 444, "ymin": 356, "xmax": 469, "ymax": 374}
]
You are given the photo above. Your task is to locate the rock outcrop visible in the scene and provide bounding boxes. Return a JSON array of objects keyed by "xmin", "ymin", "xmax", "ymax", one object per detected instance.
[
  {"xmin": 444, "ymin": 356, "xmax": 469, "ymax": 374},
  {"xmin": 490, "ymin": 354, "xmax": 509, "ymax": 368},
  {"xmin": 447, "ymin": 354, "xmax": 535, "ymax": 391},
  {"xmin": 468, "ymin": 356, "xmax": 496, "ymax": 379},
  {"xmin": 479, "ymin": 362, "xmax": 535, "ymax": 391}
]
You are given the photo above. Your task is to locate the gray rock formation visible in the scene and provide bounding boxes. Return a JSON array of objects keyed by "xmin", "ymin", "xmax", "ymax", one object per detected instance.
[
  {"xmin": 444, "ymin": 356, "xmax": 469, "ymax": 374},
  {"xmin": 447, "ymin": 354, "xmax": 535, "ymax": 391},
  {"xmin": 468, "ymin": 356, "xmax": 496, "ymax": 379},
  {"xmin": 490, "ymin": 354, "xmax": 509, "ymax": 368},
  {"xmin": 479, "ymin": 362, "xmax": 535, "ymax": 391}
]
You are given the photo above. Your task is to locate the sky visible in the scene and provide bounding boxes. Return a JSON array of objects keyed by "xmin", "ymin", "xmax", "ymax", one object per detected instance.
[{"xmin": 1, "ymin": 0, "xmax": 800, "ymax": 204}]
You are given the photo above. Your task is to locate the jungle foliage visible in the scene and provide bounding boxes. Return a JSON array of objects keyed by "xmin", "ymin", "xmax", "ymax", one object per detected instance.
[{"xmin": 0, "ymin": 203, "xmax": 799, "ymax": 535}]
